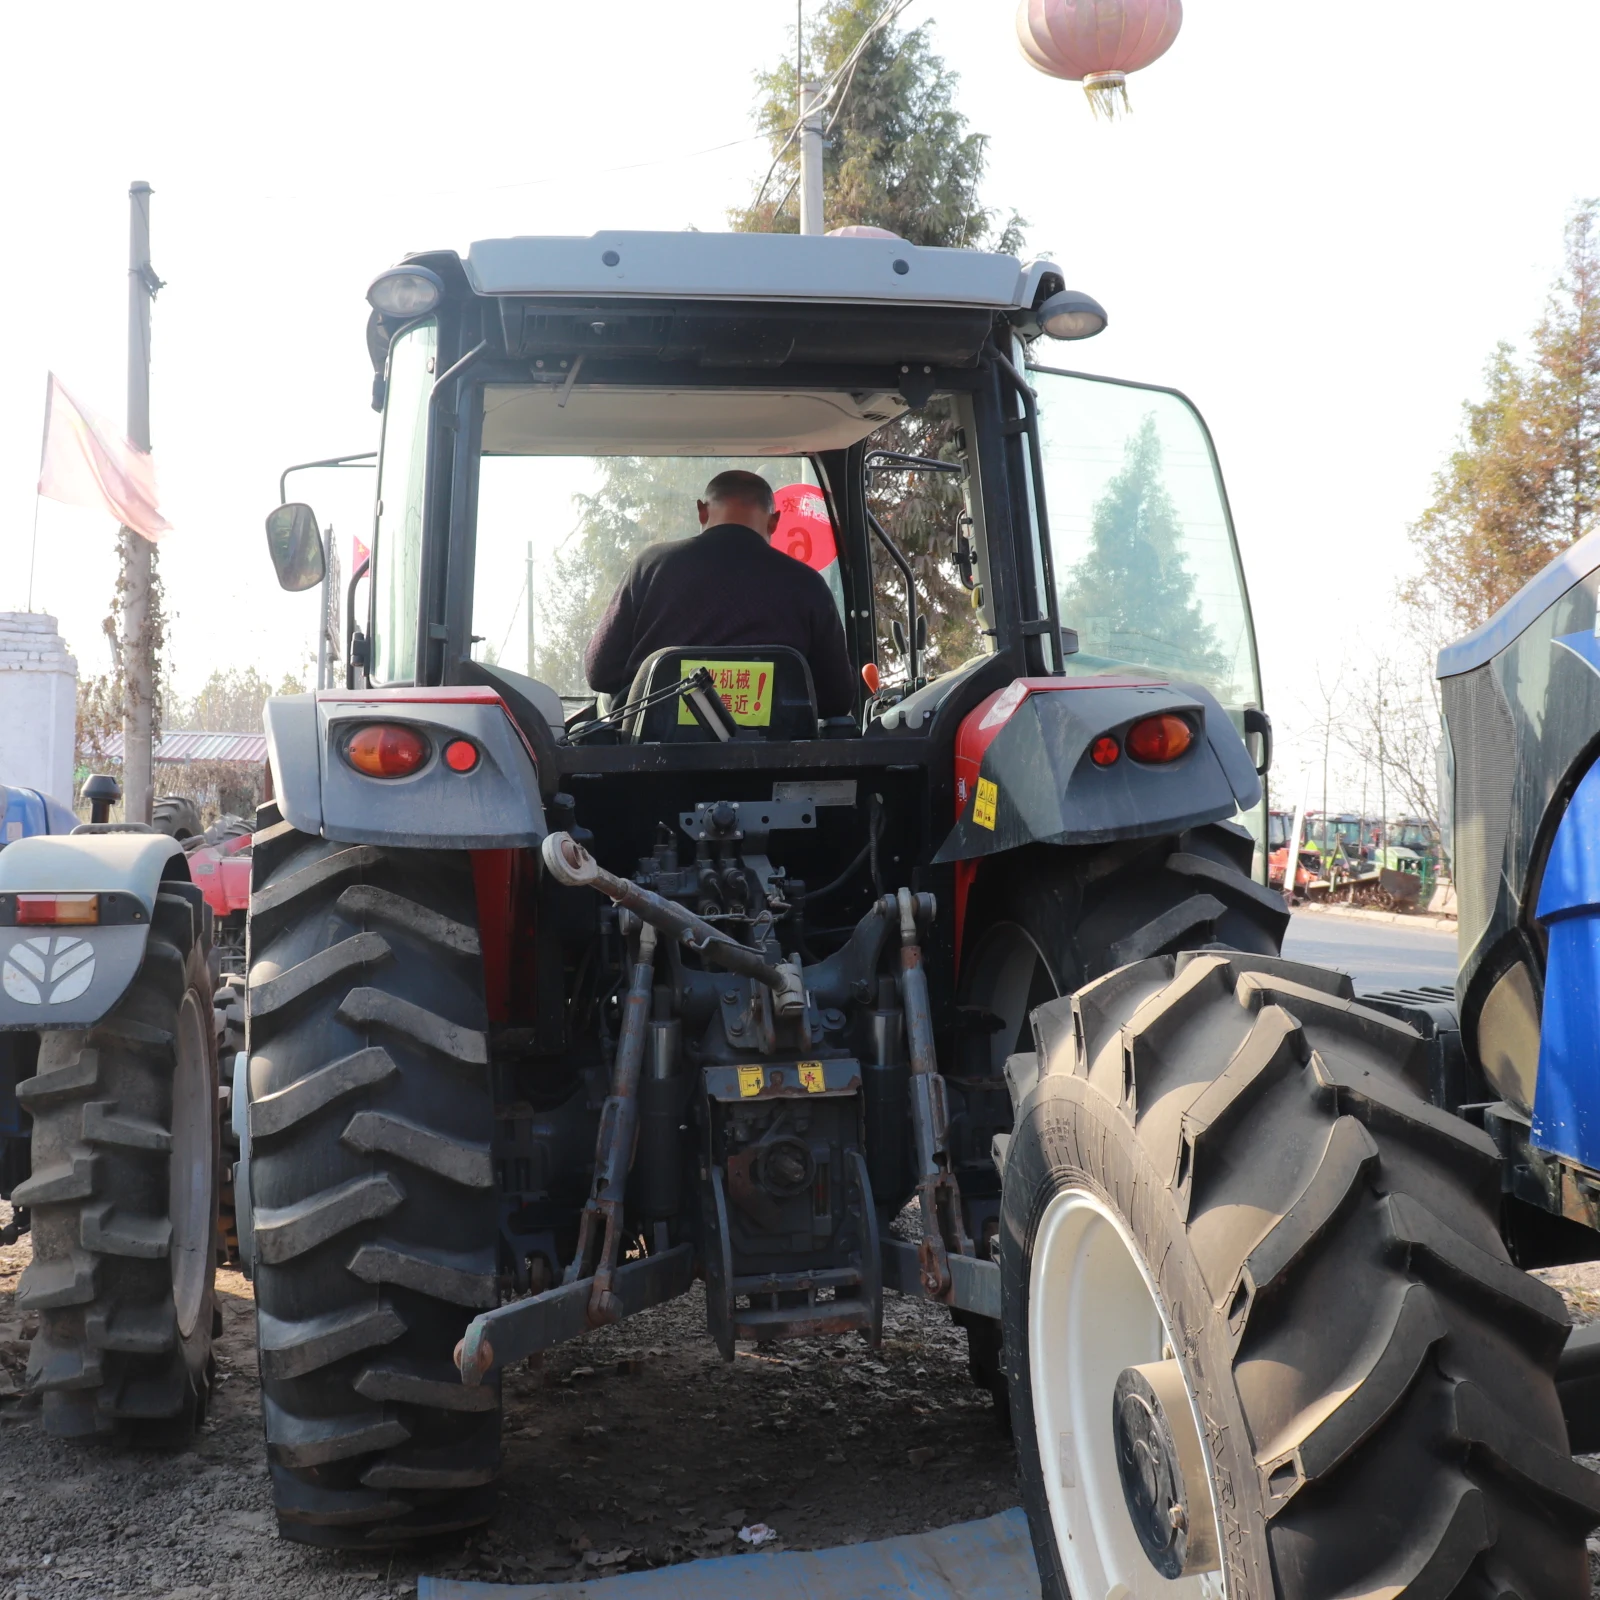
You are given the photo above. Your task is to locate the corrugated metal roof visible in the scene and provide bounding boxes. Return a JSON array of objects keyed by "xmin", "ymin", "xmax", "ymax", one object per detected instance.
[{"xmin": 98, "ymin": 731, "xmax": 267, "ymax": 763}]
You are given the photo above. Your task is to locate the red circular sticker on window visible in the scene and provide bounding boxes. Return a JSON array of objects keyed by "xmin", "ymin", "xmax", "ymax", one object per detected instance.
[{"xmin": 772, "ymin": 484, "xmax": 837, "ymax": 572}]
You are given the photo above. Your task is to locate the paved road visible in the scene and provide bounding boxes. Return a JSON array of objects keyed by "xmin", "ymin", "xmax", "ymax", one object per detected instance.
[{"xmin": 1281, "ymin": 909, "xmax": 1458, "ymax": 995}]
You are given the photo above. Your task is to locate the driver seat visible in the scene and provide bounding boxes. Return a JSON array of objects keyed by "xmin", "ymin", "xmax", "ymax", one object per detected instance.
[{"xmin": 624, "ymin": 646, "xmax": 818, "ymax": 743}]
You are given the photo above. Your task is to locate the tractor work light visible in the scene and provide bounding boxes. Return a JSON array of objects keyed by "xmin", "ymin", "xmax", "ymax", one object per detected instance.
[
  {"xmin": 367, "ymin": 265, "xmax": 445, "ymax": 319},
  {"xmin": 443, "ymin": 738, "xmax": 479, "ymax": 773},
  {"xmin": 1090, "ymin": 735, "xmax": 1121, "ymax": 767},
  {"xmin": 16, "ymin": 893, "xmax": 99, "ymax": 926},
  {"xmin": 1126, "ymin": 714, "xmax": 1194, "ymax": 764},
  {"xmin": 344, "ymin": 724, "xmax": 430, "ymax": 779},
  {"xmin": 1037, "ymin": 289, "xmax": 1108, "ymax": 341}
]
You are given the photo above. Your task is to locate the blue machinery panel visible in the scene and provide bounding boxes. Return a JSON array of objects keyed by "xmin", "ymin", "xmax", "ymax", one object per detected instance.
[{"xmin": 1535, "ymin": 748, "xmax": 1600, "ymax": 1166}]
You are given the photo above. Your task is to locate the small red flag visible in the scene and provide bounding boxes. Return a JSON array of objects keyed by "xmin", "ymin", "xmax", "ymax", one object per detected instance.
[{"xmin": 36, "ymin": 373, "xmax": 170, "ymax": 542}]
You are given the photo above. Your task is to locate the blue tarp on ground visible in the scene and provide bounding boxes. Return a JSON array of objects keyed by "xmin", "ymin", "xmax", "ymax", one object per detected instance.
[{"xmin": 419, "ymin": 1507, "xmax": 1040, "ymax": 1600}]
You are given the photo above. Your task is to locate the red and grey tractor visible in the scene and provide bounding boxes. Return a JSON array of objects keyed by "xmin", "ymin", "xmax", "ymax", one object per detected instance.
[{"xmin": 2, "ymin": 230, "xmax": 1594, "ymax": 1598}]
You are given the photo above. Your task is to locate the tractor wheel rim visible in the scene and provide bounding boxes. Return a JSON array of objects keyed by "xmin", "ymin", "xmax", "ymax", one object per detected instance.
[
  {"xmin": 169, "ymin": 988, "xmax": 211, "ymax": 1341},
  {"xmin": 1029, "ymin": 1187, "xmax": 1227, "ymax": 1599}
]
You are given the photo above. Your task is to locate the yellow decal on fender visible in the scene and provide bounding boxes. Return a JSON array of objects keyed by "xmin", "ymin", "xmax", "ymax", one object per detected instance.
[
  {"xmin": 738, "ymin": 1066, "xmax": 765, "ymax": 1097},
  {"xmin": 798, "ymin": 1061, "xmax": 826, "ymax": 1093},
  {"xmin": 679, "ymin": 660, "xmax": 776, "ymax": 727},
  {"xmin": 973, "ymin": 777, "xmax": 998, "ymax": 830}
]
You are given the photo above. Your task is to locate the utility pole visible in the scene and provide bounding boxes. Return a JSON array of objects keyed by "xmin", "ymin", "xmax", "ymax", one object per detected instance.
[
  {"xmin": 122, "ymin": 181, "xmax": 159, "ymax": 825},
  {"xmin": 534, "ymin": 544, "xmax": 547, "ymax": 675},
  {"xmin": 799, "ymin": 80, "xmax": 826, "ymax": 235}
]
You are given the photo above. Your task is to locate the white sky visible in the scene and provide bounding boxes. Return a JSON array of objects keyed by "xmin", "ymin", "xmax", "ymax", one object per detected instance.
[{"xmin": 3, "ymin": 1, "xmax": 1597, "ymax": 806}]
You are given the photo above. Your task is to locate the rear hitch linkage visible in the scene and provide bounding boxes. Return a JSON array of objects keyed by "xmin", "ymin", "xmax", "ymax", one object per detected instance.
[{"xmin": 892, "ymin": 886, "xmax": 975, "ymax": 1298}]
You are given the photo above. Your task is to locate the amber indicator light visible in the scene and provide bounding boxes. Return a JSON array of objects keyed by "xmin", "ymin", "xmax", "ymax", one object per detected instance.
[
  {"xmin": 16, "ymin": 893, "xmax": 100, "ymax": 926},
  {"xmin": 1090, "ymin": 735, "xmax": 1121, "ymax": 767},
  {"xmin": 344, "ymin": 724, "xmax": 429, "ymax": 778},
  {"xmin": 1126, "ymin": 714, "xmax": 1194, "ymax": 764},
  {"xmin": 443, "ymin": 739, "xmax": 479, "ymax": 773}
]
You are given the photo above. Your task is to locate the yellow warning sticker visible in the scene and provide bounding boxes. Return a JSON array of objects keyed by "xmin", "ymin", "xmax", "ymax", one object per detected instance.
[
  {"xmin": 738, "ymin": 1066, "xmax": 765, "ymax": 1098},
  {"xmin": 679, "ymin": 660, "xmax": 776, "ymax": 727},
  {"xmin": 798, "ymin": 1061, "xmax": 827, "ymax": 1093},
  {"xmin": 973, "ymin": 777, "xmax": 999, "ymax": 830}
]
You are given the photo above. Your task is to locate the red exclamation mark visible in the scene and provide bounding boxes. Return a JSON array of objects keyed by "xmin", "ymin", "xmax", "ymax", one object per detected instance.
[{"xmin": 755, "ymin": 671, "xmax": 767, "ymax": 712}]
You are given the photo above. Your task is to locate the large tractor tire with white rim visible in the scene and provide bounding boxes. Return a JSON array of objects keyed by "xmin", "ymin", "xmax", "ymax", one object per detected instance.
[
  {"xmin": 246, "ymin": 808, "xmax": 500, "ymax": 1546},
  {"xmin": 955, "ymin": 822, "xmax": 1287, "ymax": 1401},
  {"xmin": 16, "ymin": 880, "xmax": 219, "ymax": 1440},
  {"xmin": 999, "ymin": 948, "xmax": 1600, "ymax": 1599}
]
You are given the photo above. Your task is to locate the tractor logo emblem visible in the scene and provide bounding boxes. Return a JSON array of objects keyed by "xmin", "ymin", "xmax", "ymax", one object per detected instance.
[{"xmin": 2, "ymin": 936, "xmax": 96, "ymax": 1007}]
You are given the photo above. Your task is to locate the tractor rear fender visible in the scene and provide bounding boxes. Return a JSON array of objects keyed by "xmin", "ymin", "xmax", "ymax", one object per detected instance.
[
  {"xmin": 933, "ymin": 676, "xmax": 1261, "ymax": 864},
  {"xmin": 264, "ymin": 688, "xmax": 547, "ymax": 849},
  {"xmin": 0, "ymin": 830, "xmax": 186, "ymax": 1030}
]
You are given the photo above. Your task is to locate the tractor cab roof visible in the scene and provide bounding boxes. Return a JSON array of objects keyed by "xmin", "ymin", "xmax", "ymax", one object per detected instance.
[
  {"xmin": 373, "ymin": 231, "xmax": 1069, "ymax": 377},
  {"xmin": 457, "ymin": 230, "xmax": 1058, "ymax": 311}
]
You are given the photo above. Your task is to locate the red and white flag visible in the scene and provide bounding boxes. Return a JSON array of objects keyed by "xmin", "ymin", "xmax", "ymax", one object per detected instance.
[{"xmin": 36, "ymin": 373, "xmax": 170, "ymax": 542}]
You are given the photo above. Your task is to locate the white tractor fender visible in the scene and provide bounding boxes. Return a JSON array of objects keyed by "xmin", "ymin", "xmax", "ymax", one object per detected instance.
[{"xmin": 0, "ymin": 831, "xmax": 186, "ymax": 1030}]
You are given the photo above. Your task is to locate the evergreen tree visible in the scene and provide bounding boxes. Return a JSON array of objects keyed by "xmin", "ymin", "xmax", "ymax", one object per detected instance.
[
  {"xmin": 1406, "ymin": 200, "xmax": 1600, "ymax": 631},
  {"xmin": 1060, "ymin": 414, "xmax": 1229, "ymax": 690}
]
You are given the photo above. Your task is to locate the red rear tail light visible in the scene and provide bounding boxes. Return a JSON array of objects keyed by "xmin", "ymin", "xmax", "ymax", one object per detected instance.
[
  {"xmin": 1126, "ymin": 714, "xmax": 1194, "ymax": 764},
  {"xmin": 344, "ymin": 724, "xmax": 429, "ymax": 778},
  {"xmin": 1090, "ymin": 736, "xmax": 1121, "ymax": 767},
  {"xmin": 443, "ymin": 738, "xmax": 479, "ymax": 773},
  {"xmin": 17, "ymin": 893, "xmax": 99, "ymax": 926}
]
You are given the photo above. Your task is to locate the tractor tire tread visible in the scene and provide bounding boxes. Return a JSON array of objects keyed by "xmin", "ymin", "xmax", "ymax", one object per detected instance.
[
  {"xmin": 249, "ymin": 833, "xmax": 498, "ymax": 1545},
  {"xmin": 1003, "ymin": 949, "xmax": 1592, "ymax": 1599},
  {"xmin": 20, "ymin": 923, "xmax": 217, "ymax": 1438}
]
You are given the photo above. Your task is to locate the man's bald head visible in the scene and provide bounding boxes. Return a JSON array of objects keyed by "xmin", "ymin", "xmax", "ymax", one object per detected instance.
[{"xmin": 698, "ymin": 470, "xmax": 780, "ymax": 538}]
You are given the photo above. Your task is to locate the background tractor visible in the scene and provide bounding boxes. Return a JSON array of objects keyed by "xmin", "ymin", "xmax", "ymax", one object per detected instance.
[{"xmin": 4, "ymin": 229, "xmax": 1597, "ymax": 1598}]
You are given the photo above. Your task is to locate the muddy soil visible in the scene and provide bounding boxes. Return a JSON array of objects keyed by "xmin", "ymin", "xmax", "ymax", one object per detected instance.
[
  {"xmin": 0, "ymin": 1202, "xmax": 1016, "ymax": 1597},
  {"xmin": 3, "ymin": 1200, "xmax": 1599, "ymax": 1599}
]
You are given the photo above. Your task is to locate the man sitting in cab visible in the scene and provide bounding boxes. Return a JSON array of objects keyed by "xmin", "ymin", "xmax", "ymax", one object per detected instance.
[{"xmin": 584, "ymin": 470, "xmax": 856, "ymax": 718}]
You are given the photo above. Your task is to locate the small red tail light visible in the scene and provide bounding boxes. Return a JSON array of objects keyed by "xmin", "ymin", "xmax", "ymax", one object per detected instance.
[
  {"xmin": 1090, "ymin": 735, "xmax": 1121, "ymax": 767},
  {"xmin": 443, "ymin": 738, "xmax": 479, "ymax": 773},
  {"xmin": 1126, "ymin": 714, "xmax": 1194, "ymax": 764},
  {"xmin": 345, "ymin": 724, "xmax": 429, "ymax": 778},
  {"xmin": 17, "ymin": 893, "xmax": 99, "ymax": 926}
]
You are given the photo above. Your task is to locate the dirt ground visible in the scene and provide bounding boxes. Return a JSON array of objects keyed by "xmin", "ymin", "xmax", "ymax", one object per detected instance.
[
  {"xmin": 0, "ymin": 1201, "xmax": 1017, "ymax": 1598},
  {"xmin": 3, "ymin": 1199, "xmax": 1599, "ymax": 1600}
]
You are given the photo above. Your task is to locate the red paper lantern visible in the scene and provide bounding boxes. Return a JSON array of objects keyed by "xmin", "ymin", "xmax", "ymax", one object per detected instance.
[{"xmin": 1016, "ymin": 0, "xmax": 1182, "ymax": 119}]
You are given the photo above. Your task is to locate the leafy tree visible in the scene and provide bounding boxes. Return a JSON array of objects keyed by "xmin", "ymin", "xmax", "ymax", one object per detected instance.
[
  {"xmin": 1406, "ymin": 200, "xmax": 1600, "ymax": 631},
  {"xmin": 170, "ymin": 666, "xmax": 307, "ymax": 732},
  {"xmin": 1059, "ymin": 414, "xmax": 1229, "ymax": 691},
  {"xmin": 727, "ymin": 1, "xmax": 1021, "ymax": 251}
]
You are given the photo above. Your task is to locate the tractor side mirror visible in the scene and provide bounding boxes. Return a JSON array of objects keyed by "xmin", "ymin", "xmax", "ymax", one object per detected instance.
[{"xmin": 265, "ymin": 503, "xmax": 327, "ymax": 592}]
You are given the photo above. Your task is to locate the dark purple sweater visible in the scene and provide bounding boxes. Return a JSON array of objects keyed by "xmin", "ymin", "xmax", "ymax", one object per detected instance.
[{"xmin": 583, "ymin": 523, "xmax": 856, "ymax": 717}]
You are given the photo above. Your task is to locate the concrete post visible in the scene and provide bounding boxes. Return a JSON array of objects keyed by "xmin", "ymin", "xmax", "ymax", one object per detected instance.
[
  {"xmin": 122, "ymin": 180, "xmax": 157, "ymax": 825},
  {"xmin": 799, "ymin": 81, "xmax": 826, "ymax": 236}
]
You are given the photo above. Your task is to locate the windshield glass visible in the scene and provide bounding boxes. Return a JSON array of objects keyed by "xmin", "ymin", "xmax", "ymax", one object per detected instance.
[
  {"xmin": 1027, "ymin": 367, "xmax": 1260, "ymax": 714},
  {"xmin": 472, "ymin": 453, "xmax": 818, "ymax": 699}
]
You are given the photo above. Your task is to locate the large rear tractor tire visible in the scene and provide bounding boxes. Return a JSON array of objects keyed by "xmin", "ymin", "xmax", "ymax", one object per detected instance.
[
  {"xmin": 16, "ymin": 881, "xmax": 219, "ymax": 1441},
  {"xmin": 956, "ymin": 822, "xmax": 1288, "ymax": 1401},
  {"xmin": 1000, "ymin": 948, "xmax": 1600, "ymax": 1599},
  {"xmin": 152, "ymin": 796, "xmax": 204, "ymax": 842},
  {"xmin": 246, "ymin": 811, "xmax": 500, "ymax": 1546}
]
